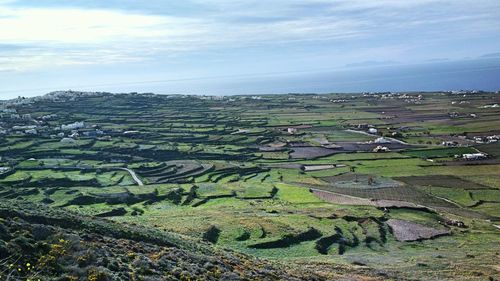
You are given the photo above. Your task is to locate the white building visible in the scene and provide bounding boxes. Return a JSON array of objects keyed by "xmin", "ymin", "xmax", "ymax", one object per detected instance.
[
  {"xmin": 368, "ymin": 128, "xmax": 378, "ymax": 134},
  {"xmin": 487, "ymin": 135, "xmax": 499, "ymax": 143},
  {"xmin": 69, "ymin": 132, "xmax": 79, "ymax": 138},
  {"xmin": 287, "ymin": 128, "xmax": 298, "ymax": 134},
  {"xmin": 473, "ymin": 137, "xmax": 484, "ymax": 143},
  {"xmin": 374, "ymin": 137, "xmax": 391, "ymax": 144},
  {"xmin": 41, "ymin": 114, "xmax": 57, "ymax": 120},
  {"xmin": 373, "ymin": 145, "xmax": 390, "ymax": 152},
  {"xmin": 61, "ymin": 121, "xmax": 85, "ymax": 131},
  {"xmin": 462, "ymin": 153, "xmax": 487, "ymax": 160},
  {"xmin": 442, "ymin": 141, "xmax": 458, "ymax": 147}
]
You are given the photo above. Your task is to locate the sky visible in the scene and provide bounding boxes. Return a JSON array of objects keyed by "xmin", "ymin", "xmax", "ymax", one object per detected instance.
[{"xmin": 1, "ymin": 0, "xmax": 500, "ymax": 98}]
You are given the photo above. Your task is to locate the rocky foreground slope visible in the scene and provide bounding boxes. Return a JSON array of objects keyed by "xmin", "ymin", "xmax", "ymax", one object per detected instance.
[{"xmin": 0, "ymin": 200, "xmax": 386, "ymax": 281}]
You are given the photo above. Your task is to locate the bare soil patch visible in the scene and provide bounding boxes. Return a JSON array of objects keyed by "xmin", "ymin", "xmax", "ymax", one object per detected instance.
[
  {"xmin": 386, "ymin": 219, "xmax": 450, "ymax": 242},
  {"xmin": 290, "ymin": 147, "xmax": 339, "ymax": 159},
  {"xmin": 321, "ymin": 173, "xmax": 403, "ymax": 189},
  {"xmin": 396, "ymin": 175, "xmax": 492, "ymax": 190}
]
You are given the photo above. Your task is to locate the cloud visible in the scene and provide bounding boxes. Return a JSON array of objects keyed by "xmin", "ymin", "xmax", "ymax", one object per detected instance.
[
  {"xmin": 481, "ymin": 52, "xmax": 500, "ymax": 58},
  {"xmin": 1, "ymin": 0, "xmax": 500, "ymax": 72},
  {"xmin": 0, "ymin": 2, "xmax": 370, "ymax": 71},
  {"xmin": 0, "ymin": 5, "xmax": 211, "ymax": 70},
  {"xmin": 0, "ymin": 43, "xmax": 27, "ymax": 51},
  {"xmin": 345, "ymin": 60, "xmax": 399, "ymax": 68},
  {"xmin": 0, "ymin": 7, "xmax": 205, "ymax": 44}
]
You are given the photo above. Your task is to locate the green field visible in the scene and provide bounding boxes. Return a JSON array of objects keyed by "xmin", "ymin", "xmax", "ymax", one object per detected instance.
[{"xmin": 0, "ymin": 91, "xmax": 499, "ymax": 280}]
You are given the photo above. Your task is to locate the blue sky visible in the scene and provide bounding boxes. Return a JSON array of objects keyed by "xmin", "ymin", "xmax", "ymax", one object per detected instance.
[{"xmin": 1, "ymin": 0, "xmax": 500, "ymax": 98}]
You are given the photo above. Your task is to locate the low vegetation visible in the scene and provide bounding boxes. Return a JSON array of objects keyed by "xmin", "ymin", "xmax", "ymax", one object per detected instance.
[{"xmin": 0, "ymin": 91, "xmax": 499, "ymax": 280}]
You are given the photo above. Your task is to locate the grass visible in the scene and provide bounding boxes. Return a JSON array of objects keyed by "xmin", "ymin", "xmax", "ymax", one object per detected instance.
[
  {"xmin": 470, "ymin": 189, "xmax": 500, "ymax": 202},
  {"xmin": 0, "ymin": 169, "xmax": 134, "ymax": 187},
  {"xmin": 232, "ymin": 183, "xmax": 276, "ymax": 198},
  {"xmin": 96, "ymin": 171, "xmax": 135, "ymax": 186},
  {"xmin": 471, "ymin": 202, "xmax": 500, "ymax": 217},
  {"xmin": 427, "ymin": 186, "xmax": 477, "ymax": 207},
  {"xmin": 343, "ymin": 158, "xmax": 435, "ymax": 177},
  {"xmin": 475, "ymin": 142, "xmax": 500, "ymax": 157},
  {"xmin": 425, "ymin": 164, "xmax": 500, "ymax": 176},
  {"xmin": 402, "ymin": 147, "xmax": 477, "ymax": 158},
  {"xmin": 465, "ymin": 175, "xmax": 500, "ymax": 189},
  {"xmin": 303, "ymin": 166, "xmax": 350, "ymax": 177},
  {"xmin": 1, "ymin": 92, "xmax": 500, "ymax": 280},
  {"xmin": 275, "ymin": 183, "xmax": 324, "ymax": 204},
  {"xmin": 197, "ymin": 183, "xmax": 235, "ymax": 197},
  {"xmin": 1, "ymin": 170, "xmax": 31, "ymax": 182}
]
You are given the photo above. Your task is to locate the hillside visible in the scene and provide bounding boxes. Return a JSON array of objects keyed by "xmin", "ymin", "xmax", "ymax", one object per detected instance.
[
  {"xmin": 0, "ymin": 91, "xmax": 499, "ymax": 280},
  {"xmin": 0, "ymin": 200, "xmax": 347, "ymax": 280}
]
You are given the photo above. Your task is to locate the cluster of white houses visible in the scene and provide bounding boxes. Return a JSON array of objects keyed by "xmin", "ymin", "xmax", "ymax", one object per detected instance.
[
  {"xmin": 471, "ymin": 135, "xmax": 500, "ymax": 144},
  {"xmin": 61, "ymin": 121, "xmax": 85, "ymax": 131},
  {"xmin": 0, "ymin": 111, "xmax": 108, "ymax": 144},
  {"xmin": 461, "ymin": 153, "xmax": 488, "ymax": 160}
]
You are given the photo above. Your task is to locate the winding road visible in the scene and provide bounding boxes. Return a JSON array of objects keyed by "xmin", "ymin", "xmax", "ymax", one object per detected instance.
[
  {"xmin": 345, "ymin": 129, "xmax": 409, "ymax": 144},
  {"xmin": 119, "ymin": 168, "xmax": 144, "ymax": 186}
]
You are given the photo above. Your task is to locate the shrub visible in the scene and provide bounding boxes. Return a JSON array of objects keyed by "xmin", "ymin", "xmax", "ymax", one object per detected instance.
[
  {"xmin": 0, "ymin": 222, "xmax": 11, "ymax": 240},
  {"xmin": 202, "ymin": 226, "xmax": 220, "ymax": 244},
  {"xmin": 32, "ymin": 224, "xmax": 53, "ymax": 241},
  {"xmin": 130, "ymin": 206, "xmax": 144, "ymax": 216},
  {"xmin": 87, "ymin": 267, "xmax": 110, "ymax": 281}
]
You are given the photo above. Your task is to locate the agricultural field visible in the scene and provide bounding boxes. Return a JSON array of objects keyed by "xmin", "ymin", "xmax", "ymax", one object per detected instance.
[{"xmin": 0, "ymin": 91, "xmax": 499, "ymax": 280}]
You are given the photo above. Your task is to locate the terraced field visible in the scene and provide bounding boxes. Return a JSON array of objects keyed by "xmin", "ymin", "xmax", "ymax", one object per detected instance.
[{"xmin": 0, "ymin": 91, "xmax": 499, "ymax": 280}]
